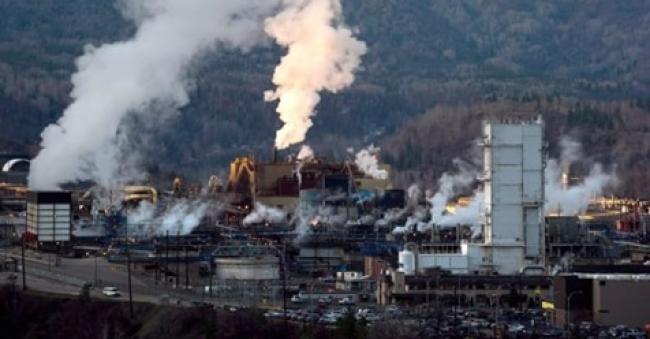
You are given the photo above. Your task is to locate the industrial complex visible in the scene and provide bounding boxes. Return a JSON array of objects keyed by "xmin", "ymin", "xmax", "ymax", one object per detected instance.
[{"xmin": 1, "ymin": 119, "xmax": 650, "ymax": 337}]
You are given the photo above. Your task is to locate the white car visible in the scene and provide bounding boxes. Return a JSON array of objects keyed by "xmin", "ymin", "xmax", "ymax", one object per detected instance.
[
  {"xmin": 102, "ymin": 286, "xmax": 120, "ymax": 297},
  {"xmin": 338, "ymin": 297, "xmax": 354, "ymax": 305}
]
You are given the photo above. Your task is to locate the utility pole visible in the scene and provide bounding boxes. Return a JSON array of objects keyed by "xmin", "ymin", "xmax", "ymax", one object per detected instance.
[
  {"xmin": 208, "ymin": 259, "xmax": 213, "ymax": 298},
  {"xmin": 165, "ymin": 231, "xmax": 169, "ymax": 286},
  {"xmin": 94, "ymin": 254, "xmax": 98, "ymax": 287},
  {"xmin": 154, "ymin": 238, "xmax": 159, "ymax": 285},
  {"xmin": 175, "ymin": 231, "xmax": 180, "ymax": 287},
  {"xmin": 21, "ymin": 233, "xmax": 26, "ymax": 291},
  {"xmin": 184, "ymin": 239, "xmax": 189, "ymax": 289},
  {"xmin": 281, "ymin": 241, "xmax": 288, "ymax": 330},
  {"xmin": 125, "ymin": 227, "xmax": 134, "ymax": 318},
  {"xmin": 436, "ymin": 274, "xmax": 441, "ymax": 326},
  {"xmin": 426, "ymin": 278, "xmax": 431, "ymax": 309}
]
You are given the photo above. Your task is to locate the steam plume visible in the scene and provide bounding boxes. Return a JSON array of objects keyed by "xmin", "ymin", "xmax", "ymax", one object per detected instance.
[
  {"xmin": 545, "ymin": 138, "xmax": 617, "ymax": 215},
  {"xmin": 354, "ymin": 144, "xmax": 388, "ymax": 179},
  {"xmin": 546, "ymin": 162, "xmax": 615, "ymax": 215},
  {"xmin": 127, "ymin": 198, "xmax": 213, "ymax": 236},
  {"xmin": 429, "ymin": 159, "xmax": 478, "ymax": 223},
  {"xmin": 264, "ymin": 0, "xmax": 367, "ymax": 149},
  {"xmin": 406, "ymin": 184, "xmax": 422, "ymax": 207},
  {"xmin": 243, "ymin": 202, "xmax": 287, "ymax": 225},
  {"xmin": 159, "ymin": 200, "xmax": 209, "ymax": 235},
  {"xmin": 297, "ymin": 144, "xmax": 315, "ymax": 161},
  {"xmin": 437, "ymin": 191, "xmax": 484, "ymax": 237},
  {"xmin": 29, "ymin": 0, "xmax": 278, "ymax": 190}
]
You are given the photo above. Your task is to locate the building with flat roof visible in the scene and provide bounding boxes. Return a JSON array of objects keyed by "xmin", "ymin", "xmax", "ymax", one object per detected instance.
[
  {"xmin": 25, "ymin": 191, "xmax": 72, "ymax": 251},
  {"xmin": 553, "ymin": 270, "xmax": 650, "ymax": 328},
  {"xmin": 398, "ymin": 119, "xmax": 545, "ymax": 275}
]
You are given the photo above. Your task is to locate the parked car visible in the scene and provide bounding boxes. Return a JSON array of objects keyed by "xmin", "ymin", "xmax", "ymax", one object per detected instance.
[{"xmin": 338, "ymin": 297, "xmax": 355, "ymax": 305}]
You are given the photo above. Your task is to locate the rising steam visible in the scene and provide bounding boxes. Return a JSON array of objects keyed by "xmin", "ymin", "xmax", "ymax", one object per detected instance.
[
  {"xmin": 243, "ymin": 202, "xmax": 287, "ymax": 225},
  {"xmin": 127, "ymin": 198, "xmax": 215, "ymax": 236},
  {"xmin": 545, "ymin": 136, "xmax": 617, "ymax": 215},
  {"xmin": 264, "ymin": 0, "xmax": 367, "ymax": 149},
  {"xmin": 295, "ymin": 144, "xmax": 315, "ymax": 187},
  {"xmin": 28, "ymin": 0, "xmax": 278, "ymax": 190},
  {"xmin": 429, "ymin": 159, "xmax": 478, "ymax": 224},
  {"xmin": 354, "ymin": 144, "xmax": 388, "ymax": 179}
]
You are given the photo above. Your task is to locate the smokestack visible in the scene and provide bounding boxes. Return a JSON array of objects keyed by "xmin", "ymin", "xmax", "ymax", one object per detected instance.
[
  {"xmin": 272, "ymin": 146, "xmax": 278, "ymax": 163},
  {"xmin": 561, "ymin": 172, "xmax": 569, "ymax": 191}
]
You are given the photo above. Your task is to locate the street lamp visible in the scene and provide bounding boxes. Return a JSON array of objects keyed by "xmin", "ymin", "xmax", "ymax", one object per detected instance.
[
  {"xmin": 94, "ymin": 253, "xmax": 98, "ymax": 287},
  {"xmin": 125, "ymin": 224, "xmax": 134, "ymax": 318},
  {"xmin": 272, "ymin": 242, "xmax": 288, "ymax": 328},
  {"xmin": 425, "ymin": 277, "xmax": 432, "ymax": 308},
  {"xmin": 491, "ymin": 294, "xmax": 500, "ymax": 338},
  {"xmin": 566, "ymin": 290, "xmax": 583, "ymax": 329}
]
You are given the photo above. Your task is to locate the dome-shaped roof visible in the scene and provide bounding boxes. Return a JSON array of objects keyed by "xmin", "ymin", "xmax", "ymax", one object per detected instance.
[{"xmin": 2, "ymin": 158, "xmax": 30, "ymax": 172}]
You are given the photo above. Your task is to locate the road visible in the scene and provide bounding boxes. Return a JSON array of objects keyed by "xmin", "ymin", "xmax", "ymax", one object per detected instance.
[{"xmin": 0, "ymin": 246, "xmax": 278, "ymax": 309}]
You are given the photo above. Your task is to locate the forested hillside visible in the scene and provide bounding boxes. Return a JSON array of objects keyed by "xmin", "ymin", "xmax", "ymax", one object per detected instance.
[
  {"xmin": 383, "ymin": 99, "xmax": 650, "ymax": 197},
  {"xmin": 1, "ymin": 0, "xmax": 649, "ymax": 194}
]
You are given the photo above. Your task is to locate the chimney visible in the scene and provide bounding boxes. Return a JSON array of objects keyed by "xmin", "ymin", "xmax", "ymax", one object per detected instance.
[{"xmin": 272, "ymin": 146, "xmax": 278, "ymax": 163}]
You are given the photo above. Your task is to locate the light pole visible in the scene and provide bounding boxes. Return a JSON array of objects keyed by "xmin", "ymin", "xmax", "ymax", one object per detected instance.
[
  {"xmin": 21, "ymin": 233, "xmax": 26, "ymax": 291},
  {"xmin": 94, "ymin": 254, "xmax": 98, "ymax": 287},
  {"xmin": 125, "ymin": 225, "xmax": 134, "ymax": 318},
  {"xmin": 491, "ymin": 294, "xmax": 500, "ymax": 338},
  {"xmin": 426, "ymin": 278, "xmax": 431, "ymax": 308},
  {"xmin": 436, "ymin": 274, "xmax": 441, "ymax": 326},
  {"xmin": 272, "ymin": 242, "xmax": 288, "ymax": 328},
  {"xmin": 208, "ymin": 257, "xmax": 213, "ymax": 298},
  {"xmin": 566, "ymin": 290, "xmax": 583, "ymax": 329}
]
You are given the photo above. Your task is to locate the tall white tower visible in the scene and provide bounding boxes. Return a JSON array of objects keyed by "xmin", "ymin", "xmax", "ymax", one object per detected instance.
[{"xmin": 482, "ymin": 119, "xmax": 545, "ymax": 273}]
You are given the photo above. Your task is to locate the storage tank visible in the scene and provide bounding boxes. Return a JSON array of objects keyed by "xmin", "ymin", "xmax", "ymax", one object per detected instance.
[
  {"xmin": 398, "ymin": 249, "xmax": 416, "ymax": 276},
  {"xmin": 212, "ymin": 244, "xmax": 280, "ymax": 281}
]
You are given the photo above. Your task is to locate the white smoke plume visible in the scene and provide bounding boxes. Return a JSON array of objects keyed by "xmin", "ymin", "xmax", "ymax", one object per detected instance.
[
  {"xmin": 429, "ymin": 159, "xmax": 478, "ymax": 224},
  {"xmin": 354, "ymin": 144, "xmax": 388, "ymax": 180},
  {"xmin": 406, "ymin": 184, "xmax": 422, "ymax": 207},
  {"xmin": 28, "ymin": 0, "xmax": 279, "ymax": 190},
  {"xmin": 127, "ymin": 200, "xmax": 156, "ymax": 226},
  {"xmin": 375, "ymin": 208, "xmax": 406, "ymax": 228},
  {"xmin": 559, "ymin": 136, "xmax": 582, "ymax": 169},
  {"xmin": 545, "ymin": 136, "xmax": 617, "ymax": 215},
  {"xmin": 159, "ymin": 200, "xmax": 209, "ymax": 235},
  {"xmin": 264, "ymin": 0, "xmax": 367, "ymax": 149},
  {"xmin": 295, "ymin": 144, "xmax": 315, "ymax": 187},
  {"xmin": 243, "ymin": 202, "xmax": 287, "ymax": 225},
  {"xmin": 292, "ymin": 203, "xmax": 351, "ymax": 242},
  {"xmin": 545, "ymin": 161, "xmax": 616, "ymax": 216},
  {"xmin": 437, "ymin": 191, "xmax": 484, "ymax": 237},
  {"xmin": 297, "ymin": 144, "xmax": 315, "ymax": 160},
  {"xmin": 127, "ymin": 198, "xmax": 214, "ymax": 236}
]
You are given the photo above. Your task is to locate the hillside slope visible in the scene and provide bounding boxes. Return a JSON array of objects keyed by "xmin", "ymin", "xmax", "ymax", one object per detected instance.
[{"xmin": 0, "ymin": 0, "xmax": 649, "ymax": 190}]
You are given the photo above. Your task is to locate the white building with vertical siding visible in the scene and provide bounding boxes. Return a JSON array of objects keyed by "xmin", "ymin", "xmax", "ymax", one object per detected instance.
[{"xmin": 398, "ymin": 119, "xmax": 545, "ymax": 275}]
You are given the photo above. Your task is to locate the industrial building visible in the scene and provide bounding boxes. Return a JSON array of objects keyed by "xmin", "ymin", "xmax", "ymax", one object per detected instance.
[
  {"xmin": 25, "ymin": 191, "xmax": 72, "ymax": 250},
  {"xmin": 553, "ymin": 267, "xmax": 650, "ymax": 328},
  {"xmin": 212, "ymin": 244, "xmax": 281, "ymax": 281},
  {"xmin": 226, "ymin": 153, "xmax": 393, "ymax": 216},
  {"xmin": 3, "ymin": 116, "xmax": 650, "ymax": 339},
  {"xmin": 398, "ymin": 119, "xmax": 545, "ymax": 275}
]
